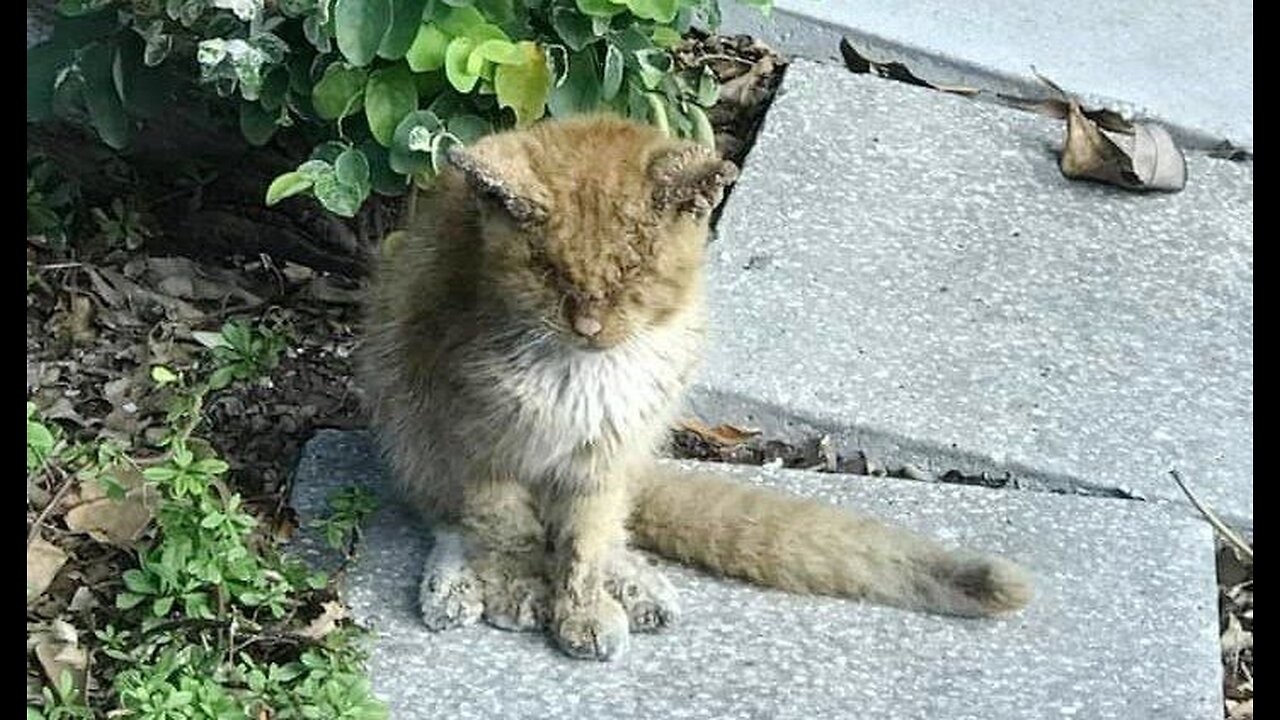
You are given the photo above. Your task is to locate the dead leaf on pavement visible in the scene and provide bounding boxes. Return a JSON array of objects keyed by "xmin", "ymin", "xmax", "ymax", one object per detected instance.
[
  {"xmin": 678, "ymin": 419, "xmax": 762, "ymax": 447},
  {"xmin": 27, "ymin": 537, "xmax": 68, "ymax": 604},
  {"xmin": 840, "ymin": 37, "xmax": 978, "ymax": 96},
  {"xmin": 1006, "ymin": 71, "xmax": 1186, "ymax": 192},
  {"xmin": 298, "ymin": 600, "xmax": 348, "ymax": 640}
]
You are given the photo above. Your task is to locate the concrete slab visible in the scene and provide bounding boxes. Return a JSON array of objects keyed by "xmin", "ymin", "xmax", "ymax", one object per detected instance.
[
  {"xmin": 291, "ymin": 430, "xmax": 1222, "ymax": 720},
  {"xmin": 718, "ymin": 0, "xmax": 1253, "ymax": 148},
  {"xmin": 694, "ymin": 61, "xmax": 1253, "ymax": 524}
]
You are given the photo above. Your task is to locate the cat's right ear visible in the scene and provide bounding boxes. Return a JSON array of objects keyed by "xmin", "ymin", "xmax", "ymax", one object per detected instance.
[
  {"xmin": 446, "ymin": 146, "xmax": 547, "ymax": 224},
  {"xmin": 648, "ymin": 145, "xmax": 739, "ymax": 218}
]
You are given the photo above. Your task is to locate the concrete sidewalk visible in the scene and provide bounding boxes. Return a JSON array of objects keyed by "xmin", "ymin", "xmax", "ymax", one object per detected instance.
[
  {"xmin": 291, "ymin": 430, "xmax": 1223, "ymax": 720},
  {"xmin": 719, "ymin": 0, "xmax": 1253, "ymax": 148},
  {"xmin": 693, "ymin": 60, "xmax": 1253, "ymax": 525}
]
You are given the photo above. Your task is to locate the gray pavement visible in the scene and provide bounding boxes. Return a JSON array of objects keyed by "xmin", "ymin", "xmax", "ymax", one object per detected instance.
[
  {"xmin": 693, "ymin": 60, "xmax": 1253, "ymax": 525},
  {"xmin": 718, "ymin": 0, "xmax": 1253, "ymax": 149},
  {"xmin": 291, "ymin": 430, "xmax": 1223, "ymax": 720}
]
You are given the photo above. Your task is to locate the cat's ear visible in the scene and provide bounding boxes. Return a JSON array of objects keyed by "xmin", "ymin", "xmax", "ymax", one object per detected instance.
[
  {"xmin": 446, "ymin": 145, "xmax": 547, "ymax": 224},
  {"xmin": 648, "ymin": 145, "xmax": 739, "ymax": 218}
]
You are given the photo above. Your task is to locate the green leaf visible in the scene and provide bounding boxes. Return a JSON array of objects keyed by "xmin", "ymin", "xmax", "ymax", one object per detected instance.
[
  {"xmin": 116, "ymin": 592, "xmax": 146, "ymax": 610},
  {"xmin": 446, "ymin": 114, "xmax": 492, "ymax": 144},
  {"xmin": 26, "ymin": 42, "xmax": 71, "ymax": 123},
  {"xmin": 265, "ymin": 172, "xmax": 314, "ymax": 206},
  {"xmin": 80, "ymin": 42, "xmax": 130, "ymax": 149},
  {"xmin": 365, "ymin": 64, "xmax": 419, "ymax": 146},
  {"xmin": 312, "ymin": 62, "xmax": 368, "ymax": 120},
  {"xmin": 575, "ymin": 0, "xmax": 625, "ymax": 18},
  {"xmin": 191, "ymin": 458, "xmax": 230, "ymax": 475},
  {"xmin": 634, "ymin": 48, "xmax": 671, "ymax": 90},
  {"xmin": 150, "ymin": 366, "xmax": 178, "ymax": 385},
  {"xmin": 406, "ymin": 23, "xmax": 451, "ymax": 72},
  {"xmin": 151, "ymin": 595, "xmax": 174, "ymax": 617},
  {"xmin": 142, "ymin": 466, "xmax": 178, "ymax": 482},
  {"xmin": 239, "ymin": 102, "xmax": 277, "ymax": 146},
  {"xmin": 208, "ymin": 365, "xmax": 237, "ymax": 390},
  {"xmin": 191, "ymin": 330, "xmax": 231, "ymax": 348},
  {"xmin": 548, "ymin": 47, "xmax": 601, "ymax": 117},
  {"xmin": 444, "ymin": 36, "xmax": 480, "ymax": 92},
  {"xmin": 551, "ymin": 8, "xmax": 596, "ymax": 51},
  {"xmin": 645, "ymin": 92, "xmax": 669, "ymax": 135},
  {"xmin": 438, "ymin": 5, "xmax": 486, "ymax": 36},
  {"xmin": 651, "ymin": 26, "xmax": 681, "ymax": 48},
  {"xmin": 360, "ymin": 140, "xmax": 409, "ymax": 196},
  {"xmin": 471, "ymin": 38, "xmax": 525, "ymax": 65},
  {"xmin": 389, "ymin": 110, "xmax": 442, "ymax": 174},
  {"xmin": 602, "ymin": 44, "xmax": 624, "ymax": 101},
  {"xmin": 429, "ymin": 131, "xmax": 462, "ymax": 173},
  {"xmin": 625, "ymin": 0, "xmax": 677, "ymax": 21},
  {"xmin": 336, "ymin": 147, "xmax": 373, "ymax": 196},
  {"xmin": 494, "ymin": 42, "xmax": 552, "ymax": 126},
  {"xmin": 309, "ymin": 144, "xmax": 347, "ymax": 164},
  {"xmin": 378, "ymin": 0, "xmax": 429, "ymax": 60},
  {"xmin": 688, "ymin": 103, "xmax": 715, "ymax": 148},
  {"xmin": 313, "ymin": 172, "xmax": 366, "ymax": 217},
  {"xmin": 335, "ymin": 0, "xmax": 392, "ymax": 66},
  {"xmin": 123, "ymin": 569, "xmax": 157, "ymax": 594}
]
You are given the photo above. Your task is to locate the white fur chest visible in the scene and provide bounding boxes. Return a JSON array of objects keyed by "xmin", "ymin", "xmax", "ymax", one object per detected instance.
[{"xmin": 490, "ymin": 321, "xmax": 701, "ymax": 480}]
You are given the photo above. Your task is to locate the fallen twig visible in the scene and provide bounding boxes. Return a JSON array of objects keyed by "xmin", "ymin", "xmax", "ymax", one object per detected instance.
[{"xmin": 1169, "ymin": 469, "xmax": 1252, "ymax": 562}]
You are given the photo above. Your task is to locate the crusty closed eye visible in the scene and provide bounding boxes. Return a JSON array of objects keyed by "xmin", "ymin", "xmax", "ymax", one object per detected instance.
[{"xmin": 442, "ymin": 116, "xmax": 736, "ymax": 347}]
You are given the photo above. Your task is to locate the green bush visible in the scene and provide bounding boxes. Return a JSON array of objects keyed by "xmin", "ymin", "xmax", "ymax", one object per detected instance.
[{"xmin": 28, "ymin": 0, "xmax": 771, "ymax": 219}]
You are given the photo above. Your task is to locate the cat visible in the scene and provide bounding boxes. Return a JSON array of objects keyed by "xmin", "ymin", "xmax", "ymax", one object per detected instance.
[{"xmin": 358, "ymin": 114, "xmax": 1031, "ymax": 661}]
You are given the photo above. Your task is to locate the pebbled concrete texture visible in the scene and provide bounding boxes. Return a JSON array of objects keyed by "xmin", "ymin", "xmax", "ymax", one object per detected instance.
[
  {"xmin": 291, "ymin": 430, "xmax": 1222, "ymax": 720},
  {"xmin": 718, "ymin": 0, "xmax": 1253, "ymax": 148},
  {"xmin": 694, "ymin": 60, "xmax": 1253, "ymax": 525}
]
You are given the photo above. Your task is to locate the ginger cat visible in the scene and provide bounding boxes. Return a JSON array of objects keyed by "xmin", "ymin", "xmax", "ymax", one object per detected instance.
[{"xmin": 359, "ymin": 115, "xmax": 1031, "ymax": 661}]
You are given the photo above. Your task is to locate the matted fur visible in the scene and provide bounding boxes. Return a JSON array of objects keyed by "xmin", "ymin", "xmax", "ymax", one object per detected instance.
[{"xmin": 358, "ymin": 114, "xmax": 1031, "ymax": 661}]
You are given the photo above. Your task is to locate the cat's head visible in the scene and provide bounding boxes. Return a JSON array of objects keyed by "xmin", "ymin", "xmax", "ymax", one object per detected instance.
[{"xmin": 444, "ymin": 115, "xmax": 738, "ymax": 350}]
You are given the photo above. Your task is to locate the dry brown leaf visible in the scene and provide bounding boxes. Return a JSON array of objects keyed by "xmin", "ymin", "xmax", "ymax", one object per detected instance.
[
  {"xmin": 840, "ymin": 38, "xmax": 978, "ymax": 96},
  {"xmin": 1226, "ymin": 698, "xmax": 1253, "ymax": 720},
  {"xmin": 298, "ymin": 601, "xmax": 348, "ymax": 640},
  {"xmin": 67, "ymin": 587, "xmax": 99, "ymax": 613},
  {"xmin": 996, "ymin": 93, "xmax": 1134, "ymax": 133},
  {"xmin": 34, "ymin": 619, "xmax": 88, "ymax": 697},
  {"xmin": 65, "ymin": 471, "xmax": 158, "ymax": 547},
  {"xmin": 1221, "ymin": 613, "xmax": 1252, "ymax": 664},
  {"xmin": 679, "ymin": 419, "xmax": 762, "ymax": 447},
  {"xmin": 146, "ymin": 256, "xmax": 263, "ymax": 305},
  {"xmin": 1012, "ymin": 71, "xmax": 1186, "ymax": 192},
  {"xmin": 27, "ymin": 537, "xmax": 68, "ymax": 604}
]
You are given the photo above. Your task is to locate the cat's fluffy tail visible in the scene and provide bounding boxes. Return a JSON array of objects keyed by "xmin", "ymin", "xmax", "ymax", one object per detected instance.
[{"xmin": 629, "ymin": 463, "xmax": 1031, "ymax": 617}]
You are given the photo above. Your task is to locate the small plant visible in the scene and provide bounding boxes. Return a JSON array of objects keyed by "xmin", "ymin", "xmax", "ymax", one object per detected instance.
[
  {"xmin": 27, "ymin": 402, "xmax": 62, "ymax": 474},
  {"xmin": 315, "ymin": 486, "xmax": 380, "ymax": 553},
  {"xmin": 193, "ymin": 319, "xmax": 289, "ymax": 390},
  {"xmin": 27, "ymin": 319, "xmax": 385, "ymax": 718},
  {"xmin": 27, "ymin": 155, "xmax": 80, "ymax": 248},
  {"xmin": 26, "ymin": 670, "xmax": 94, "ymax": 720},
  {"xmin": 28, "ymin": 0, "xmax": 772, "ymax": 219},
  {"xmin": 90, "ymin": 198, "xmax": 153, "ymax": 251}
]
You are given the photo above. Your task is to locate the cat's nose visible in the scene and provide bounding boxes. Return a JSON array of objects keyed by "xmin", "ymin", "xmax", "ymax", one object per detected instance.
[{"xmin": 572, "ymin": 315, "xmax": 603, "ymax": 337}]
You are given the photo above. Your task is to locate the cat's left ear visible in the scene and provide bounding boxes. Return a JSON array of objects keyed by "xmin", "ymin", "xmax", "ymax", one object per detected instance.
[
  {"xmin": 648, "ymin": 145, "xmax": 739, "ymax": 218},
  {"xmin": 446, "ymin": 146, "xmax": 547, "ymax": 224}
]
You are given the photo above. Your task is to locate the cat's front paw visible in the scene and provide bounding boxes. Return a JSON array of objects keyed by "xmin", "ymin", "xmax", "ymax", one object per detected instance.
[
  {"xmin": 419, "ymin": 529, "xmax": 483, "ymax": 631},
  {"xmin": 472, "ymin": 551, "xmax": 549, "ymax": 632},
  {"xmin": 605, "ymin": 551, "xmax": 679, "ymax": 633},
  {"xmin": 552, "ymin": 595, "xmax": 630, "ymax": 661}
]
